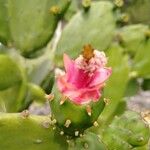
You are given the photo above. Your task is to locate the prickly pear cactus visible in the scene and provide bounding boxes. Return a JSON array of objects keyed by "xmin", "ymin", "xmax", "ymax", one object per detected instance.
[
  {"xmin": 55, "ymin": 1, "xmax": 116, "ymax": 66},
  {"xmin": 50, "ymin": 83, "xmax": 105, "ymax": 136},
  {"xmin": 68, "ymin": 132, "xmax": 107, "ymax": 150},
  {"xmin": 49, "ymin": 45, "xmax": 112, "ymax": 136},
  {"xmin": 100, "ymin": 111, "xmax": 150, "ymax": 150},
  {"xmin": 0, "ymin": 0, "xmax": 70, "ymax": 56},
  {"xmin": 0, "ymin": 112, "xmax": 68, "ymax": 150},
  {"xmin": 0, "ymin": 54, "xmax": 22, "ymax": 90}
]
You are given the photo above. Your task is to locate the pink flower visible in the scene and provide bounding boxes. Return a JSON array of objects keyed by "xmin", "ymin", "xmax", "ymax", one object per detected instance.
[{"xmin": 56, "ymin": 46, "xmax": 112, "ymax": 105}]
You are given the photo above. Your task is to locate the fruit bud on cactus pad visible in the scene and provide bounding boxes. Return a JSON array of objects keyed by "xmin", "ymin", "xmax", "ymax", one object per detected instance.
[{"xmin": 49, "ymin": 45, "xmax": 112, "ymax": 136}]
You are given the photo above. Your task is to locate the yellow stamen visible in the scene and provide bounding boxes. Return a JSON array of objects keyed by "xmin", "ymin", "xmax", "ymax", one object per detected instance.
[{"xmin": 82, "ymin": 44, "xmax": 94, "ymax": 61}]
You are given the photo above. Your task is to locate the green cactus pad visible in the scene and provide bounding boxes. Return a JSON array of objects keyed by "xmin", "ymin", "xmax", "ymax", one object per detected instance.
[
  {"xmin": 116, "ymin": 24, "xmax": 149, "ymax": 55},
  {"xmin": 68, "ymin": 132, "xmax": 107, "ymax": 150},
  {"xmin": 100, "ymin": 111, "xmax": 150, "ymax": 150},
  {"xmin": 133, "ymin": 39, "xmax": 150, "ymax": 78},
  {"xmin": 55, "ymin": 1, "xmax": 116, "ymax": 66},
  {"xmin": 0, "ymin": 0, "xmax": 70, "ymax": 56},
  {"xmin": 49, "ymin": 84, "xmax": 105, "ymax": 136},
  {"xmin": 0, "ymin": 113, "xmax": 68, "ymax": 150},
  {"xmin": 98, "ymin": 44, "xmax": 129, "ymax": 126},
  {"xmin": 0, "ymin": 54, "xmax": 22, "ymax": 90}
]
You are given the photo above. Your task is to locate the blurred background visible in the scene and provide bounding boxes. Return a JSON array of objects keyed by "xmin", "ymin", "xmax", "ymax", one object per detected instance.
[{"xmin": 0, "ymin": 0, "xmax": 149, "ymax": 124}]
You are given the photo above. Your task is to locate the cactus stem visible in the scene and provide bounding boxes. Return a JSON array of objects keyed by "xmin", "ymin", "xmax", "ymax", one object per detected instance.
[
  {"xmin": 49, "ymin": 6, "xmax": 61, "ymax": 15},
  {"xmin": 104, "ymin": 98, "xmax": 110, "ymax": 105},
  {"xmin": 84, "ymin": 143, "xmax": 89, "ymax": 149},
  {"xmin": 75, "ymin": 131, "xmax": 79, "ymax": 136},
  {"xmin": 93, "ymin": 121, "xmax": 99, "ymax": 127},
  {"xmin": 64, "ymin": 119, "xmax": 71, "ymax": 128},
  {"xmin": 60, "ymin": 95, "xmax": 67, "ymax": 105},
  {"xmin": 86, "ymin": 105, "xmax": 92, "ymax": 116},
  {"xmin": 21, "ymin": 110, "xmax": 30, "ymax": 118},
  {"xmin": 45, "ymin": 94, "xmax": 54, "ymax": 101}
]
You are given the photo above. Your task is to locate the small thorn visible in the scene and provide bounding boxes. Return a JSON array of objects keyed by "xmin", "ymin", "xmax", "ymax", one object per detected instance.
[
  {"xmin": 84, "ymin": 143, "xmax": 89, "ymax": 149},
  {"xmin": 42, "ymin": 121, "xmax": 50, "ymax": 129},
  {"xmin": 145, "ymin": 30, "xmax": 150, "ymax": 38},
  {"xmin": 52, "ymin": 126, "xmax": 56, "ymax": 130},
  {"xmin": 93, "ymin": 121, "xmax": 99, "ymax": 127},
  {"xmin": 45, "ymin": 94, "xmax": 54, "ymax": 101},
  {"xmin": 75, "ymin": 131, "xmax": 79, "ymax": 136},
  {"xmin": 60, "ymin": 95, "xmax": 67, "ymax": 105},
  {"xmin": 49, "ymin": 6, "xmax": 61, "ymax": 15},
  {"xmin": 21, "ymin": 110, "xmax": 30, "ymax": 118},
  {"xmin": 104, "ymin": 98, "xmax": 110, "ymax": 105},
  {"xmin": 51, "ymin": 119, "xmax": 57, "ymax": 125},
  {"xmin": 86, "ymin": 105, "xmax": 92, "ymax": 116},
  {"xmin": 66, "ymin": 140, "xmax": 70, "ymax": 143},
  {"xmin": 60, "ymin": 131, "xmax": 64, "ymax": 135},
  {"xmin": 64, "ymin": 119, "xmax": 71, "ymax": 128},
  {"xmin": 138, "ymin": 137, "xmax": 144, "ymax": 142},
  {"xmin": 114, "ymin": 0, "xmax": 124, "ymax": 7}
]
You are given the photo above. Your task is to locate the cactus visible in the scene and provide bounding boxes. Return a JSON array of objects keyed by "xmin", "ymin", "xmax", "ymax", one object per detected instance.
[
  {"xmin": 0, "ymin": 112, "xmax": 68, "ymax": 150},
  {"xmin": 98, "ymin": 43, "xmax": 129, "ymax": 126},
  {"xmin": 49, "ymin": 46, "xmax": 111, "ymax": 136},
  {"xmin": 0, "ymin": 0, "xmax": 150, "ymax": 149},
  {"xmin": 0, "ymin": 0, "xmax": 70, "ymax": 57},
  {"xmin": 100, "ymin": 111, "xmax": 150, "ymax": 150},
  {"xmin": 68, "ymin": 131, "xmax": 107, "ymax": 150},
  {"xmin": 55, "ymin": 1, "xmax": 116, "ymax": 66},
  {"xmin": 116, "ymin": 24, "xmax": 149, "ymax": 55},
  {"xmin": 123, "ymin": 0, "xmax": 150, "ymax": 25},
  {"xmin": 133, "ymin": 38, "xmax": 150, "ymax": 78},
  {"xmin": 50, "ymin": 83, "xmax": 105, "ymax": 136},
  {"xmin": 0, "ymin": 54, "xmax": 22, "ymax": 90}
]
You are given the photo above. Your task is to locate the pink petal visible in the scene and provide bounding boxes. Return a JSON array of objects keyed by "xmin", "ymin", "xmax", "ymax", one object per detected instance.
[
  {"xmin": 89, "ymin": 67, "xmax": 112, "ymax": 88},
  {"xmin": 63, "ymin": 54, "xmax": 75, "ymax": 81}
]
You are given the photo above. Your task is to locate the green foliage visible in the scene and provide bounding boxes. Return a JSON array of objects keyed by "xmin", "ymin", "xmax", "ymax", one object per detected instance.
[
  {"xmin": 69, "ymin": 132, "xmax": 107, "ymax": 150},
  {"xmin": 98, "ymin": 44, "xmax": 129, "ymax": 126},
  {"xmin": 133, "ymin": 39, "xmax": 150, "ymax": 78},
  {"xmin": 124, "ymin": 0, "xmax": 150, "ymax": 25},
  {"xmin": 0, "ymin": 54, "xmax": 22, "ymax": 90},
  {"xmin": 55, "ymin": 1, "xmax": 116, "ymax": 66},
  {"xmin": 0, "ymin": 113, "xmax": 68, "ymax": 150},
  {"xmin": 116, "ymin": 24, "xmax": 148, "ymax": 55},
  {"xmin": 100, "ymin": 111, "xmax": 150, "ymax": 150},
  {"xmin": 0, "ymin": 0, "xmax": 70, "ymax": 57}
]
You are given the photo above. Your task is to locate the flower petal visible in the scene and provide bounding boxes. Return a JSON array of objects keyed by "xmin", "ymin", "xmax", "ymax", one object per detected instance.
[
  {"xmin": 89, "ymin": 67, "xmax": 112, "ymax": 87},
  {"xmin": 63, "ymin": 53, "xmax": 75, "ymax": 81}
]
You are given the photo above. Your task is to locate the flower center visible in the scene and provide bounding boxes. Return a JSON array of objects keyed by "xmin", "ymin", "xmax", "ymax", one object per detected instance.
[
  {"xmin": 75, "ymin": 45, "xmax": 107, "ymax": 75},
  {"xmin": 82, "ymin": 44, "xmax": 94, "ymax": 62}
]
